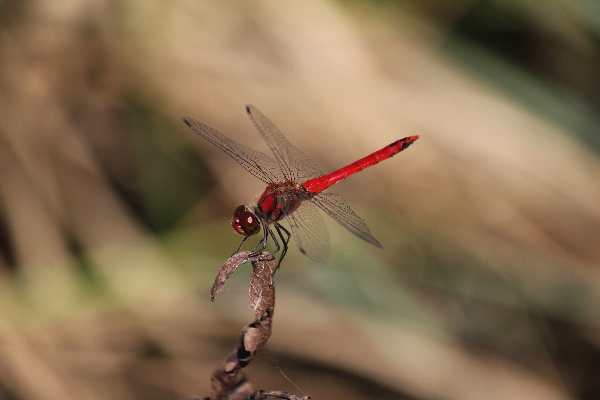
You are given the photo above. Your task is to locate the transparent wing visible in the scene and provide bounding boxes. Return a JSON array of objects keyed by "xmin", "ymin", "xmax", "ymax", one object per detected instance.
[
  {"xmin": 245, "ymin": 105, "xmax": 324, "ymax": 183},
  {"xmin": 285, "ymin": 200, "xmax": 330, "ymax": 263},
  {"xmin": 311, "ymin": 192, "xmax": 382, "ymax": 249},
  {"xmin": 182, "ymin": 116, "xmax": 284, "ymax": 183}
]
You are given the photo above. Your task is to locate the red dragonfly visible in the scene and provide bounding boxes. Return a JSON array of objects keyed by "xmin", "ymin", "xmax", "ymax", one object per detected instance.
[{"xmin": 182, "ymin": 105, "xmax": 418, "ymax": 263}]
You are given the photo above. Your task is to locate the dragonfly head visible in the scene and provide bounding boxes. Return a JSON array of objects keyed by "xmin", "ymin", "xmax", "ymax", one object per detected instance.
[{"xmin": 232, "ymin": 205, "xmax": 261, "ymax": 237}]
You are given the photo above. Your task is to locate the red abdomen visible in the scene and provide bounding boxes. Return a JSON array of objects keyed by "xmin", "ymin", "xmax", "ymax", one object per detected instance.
[{"xmin": 302, "ymin": 135, "xmax": 419, "ymax": 193}]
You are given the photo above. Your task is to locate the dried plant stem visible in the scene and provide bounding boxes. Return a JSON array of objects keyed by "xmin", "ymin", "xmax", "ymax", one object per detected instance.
[{"xmin": 196, "ymin": 251, "xmax": 308, "ymax": 400}]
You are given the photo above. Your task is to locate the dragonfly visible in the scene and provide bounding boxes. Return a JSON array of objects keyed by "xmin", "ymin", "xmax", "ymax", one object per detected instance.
[{"xmin": 182, "ymin": 105, "xmax": 418, "ymax": 263}]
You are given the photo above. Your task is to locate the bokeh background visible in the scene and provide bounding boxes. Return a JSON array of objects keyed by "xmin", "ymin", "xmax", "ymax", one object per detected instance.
[{"xmin": 1, "ymin": 0, "xmax": 600, "ymax": 399}]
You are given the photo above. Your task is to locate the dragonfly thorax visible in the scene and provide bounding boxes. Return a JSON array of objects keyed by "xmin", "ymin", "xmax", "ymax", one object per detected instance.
[{"xmin": 255, "ymin": 180, "xmax": 311, "ymax": 225}]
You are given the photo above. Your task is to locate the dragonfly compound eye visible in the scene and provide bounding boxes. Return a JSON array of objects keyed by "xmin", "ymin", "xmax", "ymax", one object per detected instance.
[{"xmin": 231, "ymin": 206, "xmax": 261, "ymax": 236}]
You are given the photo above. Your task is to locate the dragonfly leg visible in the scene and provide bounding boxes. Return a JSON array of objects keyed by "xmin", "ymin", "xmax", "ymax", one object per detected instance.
[
  {"xmin": 267, "ymin": 227, "xmax": 281, "ymax": 254},
  {"xmin": 252, "ymin": 228, "xmax": 270, "ymax": 252},
  {"xmin": 275, "ymin": 223, "xmax": 291, "ymax": 246},
  {"xmin": 232, "ymin": 236, "xmax": 250, "ymax": 257},
  {"xmin": 272, "ymin": 223, "xmax": 290, "ymax": 266},
  {"xmin": 244, "ymin": 227, "xmax": 269, "ymax": 260},
  {"xmin": 245, "ymin": 224, "xmax": 289, "ymax": 266}
]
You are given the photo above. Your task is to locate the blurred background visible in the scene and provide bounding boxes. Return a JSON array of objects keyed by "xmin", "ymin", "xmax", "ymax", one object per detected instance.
[{"xmin": 1, "ymin": 0, "xmax": 600, "ymax": 399}]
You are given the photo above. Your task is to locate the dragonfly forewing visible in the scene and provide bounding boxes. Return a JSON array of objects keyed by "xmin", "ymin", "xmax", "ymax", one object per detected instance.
[
  {"xmin": 182, "ymin": 115, "xmax": 284, "ymax": 183},
  {"xmin": 246, "ymin": 105, "xmax": 324, "ymax": 183}
]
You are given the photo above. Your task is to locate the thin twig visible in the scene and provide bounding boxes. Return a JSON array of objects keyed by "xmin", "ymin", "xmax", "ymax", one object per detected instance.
[{"xmin": 194, "ymin": 251, "xmax": 309, "ymax": 400}]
